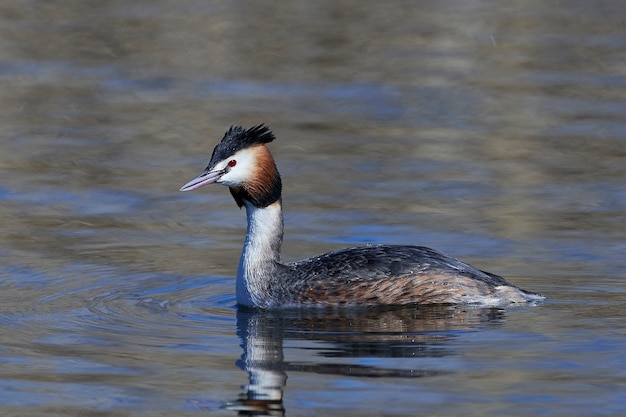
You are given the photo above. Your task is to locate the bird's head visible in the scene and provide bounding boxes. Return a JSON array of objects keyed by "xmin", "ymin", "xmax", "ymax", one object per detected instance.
[{"xmin": 180, "ymin": 125, "xmax": 282, "ymax": 208}]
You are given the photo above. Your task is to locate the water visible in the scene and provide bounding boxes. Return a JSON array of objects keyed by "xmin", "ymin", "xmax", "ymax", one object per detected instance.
[{"xmin": 1, "ymin": 0, "xmax": 625, "ymax": 415}]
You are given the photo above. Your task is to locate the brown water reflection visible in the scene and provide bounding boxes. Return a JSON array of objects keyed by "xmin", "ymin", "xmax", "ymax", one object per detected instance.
[{"xmin": 228, "ymin": 305, "xmax": 502, "ymax": 416}]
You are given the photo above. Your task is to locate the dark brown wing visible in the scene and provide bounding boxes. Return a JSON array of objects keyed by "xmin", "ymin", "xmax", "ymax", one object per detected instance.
[{"xmin": 275, "ymin": 245, "xmax": 526, "ymax": 305}]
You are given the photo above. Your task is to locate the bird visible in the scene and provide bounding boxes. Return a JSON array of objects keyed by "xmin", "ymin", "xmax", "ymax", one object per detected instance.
[{"xmin": 179, "ymin": 125, "xmax": 544, "ymax": 309}]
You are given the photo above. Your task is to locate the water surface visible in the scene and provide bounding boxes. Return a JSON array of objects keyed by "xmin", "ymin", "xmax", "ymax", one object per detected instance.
[{"xmin": 1, "ymin": 1, "xmax": 625, "ymax": 416}]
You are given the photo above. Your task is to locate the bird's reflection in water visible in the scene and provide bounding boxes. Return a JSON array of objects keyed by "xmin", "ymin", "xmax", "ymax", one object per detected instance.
[{"xmin": 226, "ymin": 304, "xmax": 504, "ymax": 416}]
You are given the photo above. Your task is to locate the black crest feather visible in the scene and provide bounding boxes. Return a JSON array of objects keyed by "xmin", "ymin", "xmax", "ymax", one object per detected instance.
[{"xmin": 208, "ymin": 124, "xmax": 275, "ymax": 169}]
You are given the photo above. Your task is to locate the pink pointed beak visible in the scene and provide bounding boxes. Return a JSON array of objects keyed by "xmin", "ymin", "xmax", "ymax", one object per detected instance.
[{"xmin": 179, "ymin": 168, "xmax": 225, "ymax": 191}]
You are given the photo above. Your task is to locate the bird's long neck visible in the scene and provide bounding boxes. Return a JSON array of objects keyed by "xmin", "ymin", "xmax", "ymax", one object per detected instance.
[{"xmin": 236, "ymin": 199, "xmax": 284, "ymax": 307}]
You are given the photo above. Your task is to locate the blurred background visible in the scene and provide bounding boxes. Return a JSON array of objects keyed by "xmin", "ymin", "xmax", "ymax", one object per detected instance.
[{"xmin": 0, "ymin": 1, "xmax": 625, "ymax": 416}]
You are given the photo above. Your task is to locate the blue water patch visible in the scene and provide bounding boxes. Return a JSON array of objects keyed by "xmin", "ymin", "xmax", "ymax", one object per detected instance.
[
  {"xmin": 102, "ymin": 76, "xmax": 176, "ymax": 92},
  {"xmin": 0, "ymin": 186, "xmax": 145, "ymax": 216}
]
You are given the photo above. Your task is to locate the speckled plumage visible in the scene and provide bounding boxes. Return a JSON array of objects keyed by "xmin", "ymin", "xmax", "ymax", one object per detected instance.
[
  {"xmin": 180, "ymin": 125, "xmax": 545, "ymax": 309},
  {"xmin": 255, "ymin": 244, "xmax": 540, "ymax": 308}
]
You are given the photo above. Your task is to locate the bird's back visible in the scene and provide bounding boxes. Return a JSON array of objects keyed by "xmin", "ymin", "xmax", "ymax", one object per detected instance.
[{"xmin": 271, "ymin": 245, "xmax": 539, "ymax": 307}]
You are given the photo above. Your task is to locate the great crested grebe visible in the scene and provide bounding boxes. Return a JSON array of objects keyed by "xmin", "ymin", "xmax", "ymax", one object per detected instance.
[{"xmin": 180, "ymin": 125, "xmax": 544, "ymax": 308}]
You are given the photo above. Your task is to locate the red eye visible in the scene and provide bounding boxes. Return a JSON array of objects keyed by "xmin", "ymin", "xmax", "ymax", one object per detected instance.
[{"xmin": 227, "ymin": 160, "xmax": 237, "ymax": 167}]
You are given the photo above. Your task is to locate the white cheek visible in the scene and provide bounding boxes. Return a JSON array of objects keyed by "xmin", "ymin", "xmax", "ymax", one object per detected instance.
[{"xmin": 217, "ymin": 148, "xmax": 256, "ymax": 186}]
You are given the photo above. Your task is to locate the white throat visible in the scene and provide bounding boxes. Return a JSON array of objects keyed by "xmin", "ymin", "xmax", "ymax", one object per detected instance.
[{"xmin": 236, "ymin": 200, "xmax": 284, "ymax": 307}]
